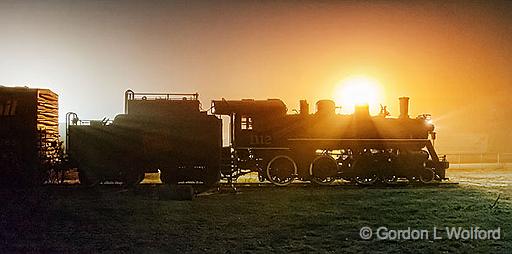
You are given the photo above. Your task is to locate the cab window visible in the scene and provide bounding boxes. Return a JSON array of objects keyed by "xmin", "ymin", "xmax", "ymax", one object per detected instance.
[{"xmin": 241, "ymin": 115, "xmax": 253, "ymax": 130}]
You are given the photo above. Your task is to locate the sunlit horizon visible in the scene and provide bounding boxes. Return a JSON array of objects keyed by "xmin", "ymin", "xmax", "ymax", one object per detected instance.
[{"xmin": 1, "ymin": 0, "xmax": 511, "ymax": 153}]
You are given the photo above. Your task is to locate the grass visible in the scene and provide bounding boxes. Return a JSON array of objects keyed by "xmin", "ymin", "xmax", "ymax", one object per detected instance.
[{"xmin": 1, "ymin": 173, "xmax": 511, "ymax": 253}]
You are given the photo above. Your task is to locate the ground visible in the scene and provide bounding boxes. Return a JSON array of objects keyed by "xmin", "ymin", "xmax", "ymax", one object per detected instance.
[{"xmin": 1, "ymin": 168, "xmax": 511, "ymax": 253}]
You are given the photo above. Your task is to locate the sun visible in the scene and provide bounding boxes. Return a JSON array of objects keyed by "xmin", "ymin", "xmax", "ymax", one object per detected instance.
[{"xmin": 334, "ymin": 76, "xmax": 382, "ymax": 114}]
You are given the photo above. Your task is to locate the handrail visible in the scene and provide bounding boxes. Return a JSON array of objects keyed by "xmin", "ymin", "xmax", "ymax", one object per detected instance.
[
  {"xmin": 65, "ymin": 112, "xmax": 78, "ymax": 151},
  {"xmin": 128, "ymin": 92, "xmax": 199, "ymax": 97},
  {"xmin": 65, "ymin": 112, "xmax": 113, "ymax": 151},
  {"xmin": 125, "ymin": 90, "xmax": 198, "ymax": 101},
  {"xmin": 70, "ymin": 119, "xmax": 113, "ymax": 126},
  {"xmin": 124, "ymin": 89, "xmax": 199, "ymax": 113}
]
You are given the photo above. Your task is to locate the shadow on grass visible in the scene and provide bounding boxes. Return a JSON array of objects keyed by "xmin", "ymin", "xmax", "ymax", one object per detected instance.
[{"xmin": 1, "ymin": 184, "xmax": 510, "ymax": 253}]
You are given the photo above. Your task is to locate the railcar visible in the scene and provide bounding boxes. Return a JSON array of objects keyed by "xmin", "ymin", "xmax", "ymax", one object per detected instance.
[
  {"xmin": 0, "ymin": 86, "xmax": 60, "ymax": 186},
  {"xmin": 66, "ymin": 90, "xmax": 221, "ymax": 187}
]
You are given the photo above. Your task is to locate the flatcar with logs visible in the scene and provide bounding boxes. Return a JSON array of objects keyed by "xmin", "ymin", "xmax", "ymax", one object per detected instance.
[
  {"xmin": 0, "ymin": 86, "xmax": 62, "ymax": 186},
  {"xmin": 1, "ymin": 87, "xmax": 449, "ymax": 188}
]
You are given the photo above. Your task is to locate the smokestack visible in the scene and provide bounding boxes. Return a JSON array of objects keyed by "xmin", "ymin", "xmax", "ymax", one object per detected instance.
[
  {"xmin": 316, "ymin": 100, "xmax": 335, "ymax": 116},
  {"xmin": 300, "ymin": 100, "xmax": 309, "ymax": 115},
  {"xmin": 354, "ymin": 104, "xmax": 370, "ymax": 118},
  {"xmin": 399, "ymin": 97, "xmax": 409, "ymax": 119}
]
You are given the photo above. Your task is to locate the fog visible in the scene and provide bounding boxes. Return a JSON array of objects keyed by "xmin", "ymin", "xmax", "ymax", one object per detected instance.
[{"xmin": 1, "ymin": 0, "xmax": 511, "ymax": 153}]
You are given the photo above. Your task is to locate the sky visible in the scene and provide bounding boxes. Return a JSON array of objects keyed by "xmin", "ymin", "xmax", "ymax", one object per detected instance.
[{"xmin": 1, "ymin": 0, "xmax": 511, "ymax": 152}]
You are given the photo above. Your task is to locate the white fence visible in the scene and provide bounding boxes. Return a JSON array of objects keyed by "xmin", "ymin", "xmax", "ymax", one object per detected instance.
[{"xmin": 443, "ymin": 153, "xmax": 512, "ymax": 169}]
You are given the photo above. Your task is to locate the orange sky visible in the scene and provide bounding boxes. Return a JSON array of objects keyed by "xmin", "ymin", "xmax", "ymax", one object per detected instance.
[{"xmin": 1, "ymin": 0, "xmax": 511, "ymax": 152}]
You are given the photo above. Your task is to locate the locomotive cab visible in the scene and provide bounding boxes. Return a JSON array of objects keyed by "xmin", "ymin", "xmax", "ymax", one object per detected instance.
[{"xmin": 212, "ymin": 99, "xmax": 287, "ymax": 148}]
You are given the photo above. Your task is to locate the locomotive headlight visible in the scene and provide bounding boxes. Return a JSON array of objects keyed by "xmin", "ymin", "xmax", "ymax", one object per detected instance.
[{"xmin": 426, "ymin": 119, "xmax": 435, "ymax": 132}]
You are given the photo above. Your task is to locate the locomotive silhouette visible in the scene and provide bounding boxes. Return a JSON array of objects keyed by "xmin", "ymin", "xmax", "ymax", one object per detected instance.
[
  {"xmin": 67, "ymin": 90, "xmax": 448, "ymax": 187},
  {"xmin": 1, "ymin": 87, "xmax": 448, "ymax": 187}
]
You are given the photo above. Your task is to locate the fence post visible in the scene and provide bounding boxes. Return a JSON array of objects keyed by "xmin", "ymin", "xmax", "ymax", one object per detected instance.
[
  {"xmin": 480, "ymin": 153, "xmax": 483, "ymax": 170},
  {"xmin": 458, "ymin": 153, "xmax": 461, "ymax": 169}
]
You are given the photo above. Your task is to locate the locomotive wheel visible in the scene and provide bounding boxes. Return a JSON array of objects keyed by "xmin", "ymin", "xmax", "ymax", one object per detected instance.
[
  {"xmin": 419, "ymin": 168, "xmax": 435, "ymax": 183},
  {"xmin": 352, "ymin": 155, "xmax": 378, "ymax": 186},
  {"xmin": 310, "ymin": 155, "xmax": 338, "ymax": 186},
  {"xmin": 266, "ymin": 155, "xmax": 296, "ymax": 186}
]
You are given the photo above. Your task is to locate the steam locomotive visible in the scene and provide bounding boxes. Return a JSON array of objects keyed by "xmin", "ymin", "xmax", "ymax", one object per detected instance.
[
  {"xmin": 1, "ymin": 87, "xmax": 449, "ymax": 188},
  {"xmin": 212, "ymin": 96, "xmax": 448, "ymax": 186}
]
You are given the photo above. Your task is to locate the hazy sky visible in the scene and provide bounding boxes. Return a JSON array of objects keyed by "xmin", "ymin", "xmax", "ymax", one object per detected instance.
[{"xmin": 1, "ymin": 0, "xmax": 511, "ymax": 151}]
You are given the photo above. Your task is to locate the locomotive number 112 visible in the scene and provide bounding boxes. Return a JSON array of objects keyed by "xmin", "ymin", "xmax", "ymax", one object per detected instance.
[{"xmin": 250, "ymin": 134, "xmax": 272, "ymax": 145}]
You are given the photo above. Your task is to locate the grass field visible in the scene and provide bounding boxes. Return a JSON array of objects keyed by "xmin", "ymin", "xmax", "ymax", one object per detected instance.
[{"xmin": 1, "ymin": 168, "xmax": 511, "ymax": 253}]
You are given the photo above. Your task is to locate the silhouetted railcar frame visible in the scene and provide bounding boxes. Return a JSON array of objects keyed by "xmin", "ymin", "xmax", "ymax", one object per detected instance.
[
  {"xmin": 0, "ymin": 87, "xmax": 60, "ymax": 186},
  {"xmin": 66, "ymin": 90, "xmax": 221, "ymax": 189},
  {"xmin": 2, "ymin": 87, "xmax": 448, "ymax": 189}
]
